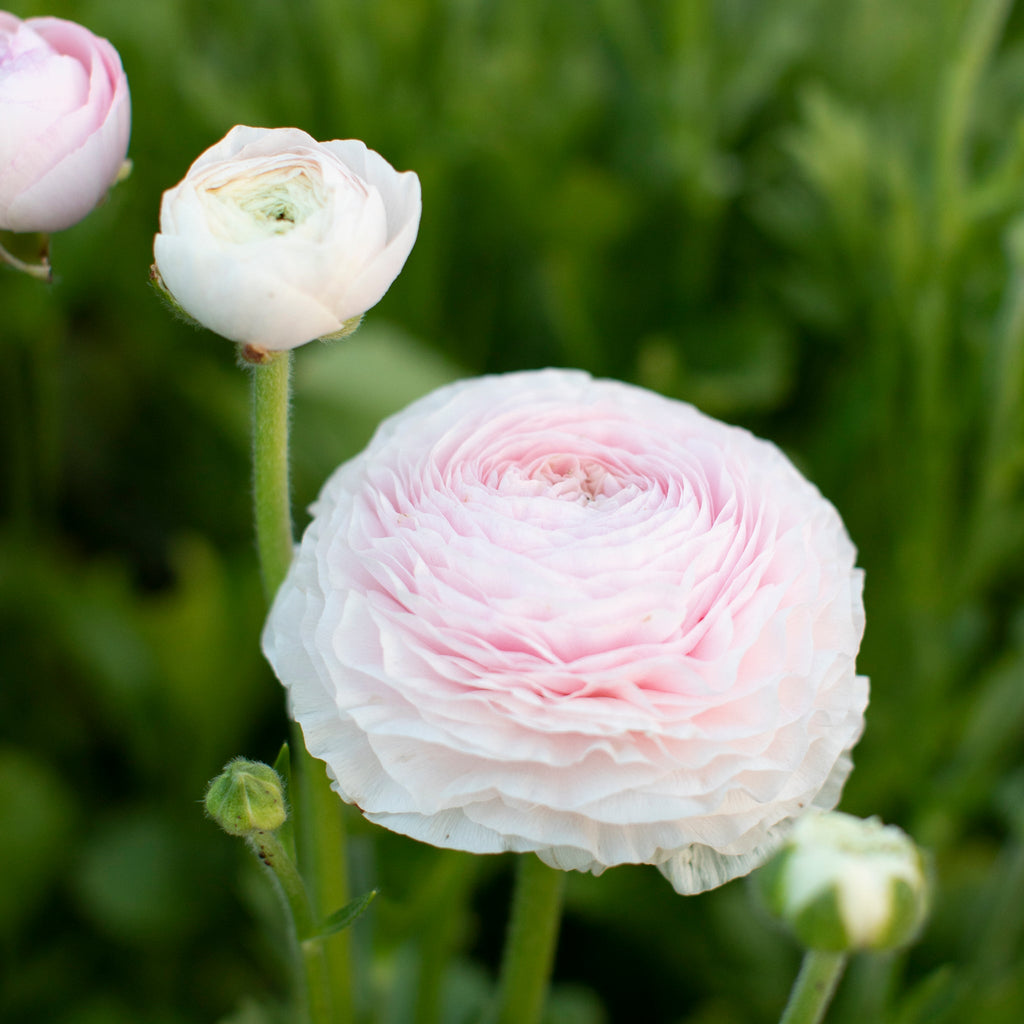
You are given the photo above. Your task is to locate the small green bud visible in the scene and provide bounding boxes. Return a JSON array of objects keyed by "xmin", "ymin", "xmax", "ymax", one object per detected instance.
[
  {"xmin": 204, "ymin": 758, "xmax": 287, "ymax": 837},
  {"xmin": 757, "ymin": 811, "xmax": 929, "ymax": 953}
]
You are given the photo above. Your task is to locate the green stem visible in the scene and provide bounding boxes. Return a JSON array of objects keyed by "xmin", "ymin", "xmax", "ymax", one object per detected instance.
[
  {"xmin": 251, "ymin": 351, "xmax": 295, "ymax": 601},
  {"xmin": 310, "ymin": 763, "xmax": 353, "ymax": 1021},
  {"xmin": 488, "ymin": 855, "xmax": 566, "ymax": 1024},
  {"xmin": 251, "ymin": 830, "xmax": 332, "ymax": 1024},
  {"xmin": 249, "ymin": 349, "xmax": 352, "ymax": 1023},
  {"xmin": 414, "ymin": 855, "xmax": 478, "ymax": 1024},
  {"xmin": 778, "ymin": 951, "xmax": 848, "ymax": 1024}
]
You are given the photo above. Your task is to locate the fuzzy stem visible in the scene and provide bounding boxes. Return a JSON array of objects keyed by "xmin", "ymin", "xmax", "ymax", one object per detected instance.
[
  {"xmin": 778, "ymin": 951, "xmax": 848, "ymax": 1024},
  {"xmin": 310, "ymin": 764, "xmax": 353, "ymax": 1020},
  {"xmin": 250, "ymin": 351, "xmax": 295, "ymax": 601},
  {"xmin": 488, "ymin": 855, "xmax": 566, "ymax": 1024},
  {"xmin": 249, "ymin": 350, "xmax": 352, "ymax": 1022},
  {"xmin": 250, "ymin": 830, "xmax": 332, "ymax": 1024}
]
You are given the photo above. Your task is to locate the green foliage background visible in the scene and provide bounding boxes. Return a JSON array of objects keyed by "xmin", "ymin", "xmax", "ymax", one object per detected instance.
[{"xmin": 3, "ymin": 0, "xmax": 1024, "ymax": 1021}]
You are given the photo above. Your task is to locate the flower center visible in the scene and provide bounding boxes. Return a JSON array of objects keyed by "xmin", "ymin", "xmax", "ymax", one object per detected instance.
[
  {"xmin": 204, "ymin": 164, "xmax": 327, "ymax": 241},
  {"xmin": 502, "ymin": 453, "xmax": 622, "ymax": 505}
]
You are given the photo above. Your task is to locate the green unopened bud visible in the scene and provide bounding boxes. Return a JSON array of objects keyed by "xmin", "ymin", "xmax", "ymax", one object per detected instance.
[
  {"xmin": 204, "ymin": 758, "xmax": 287, "ymax": 837},
  {"xmin": 758, "ymin": 811, "xmax": 929, "ymax": 953}
]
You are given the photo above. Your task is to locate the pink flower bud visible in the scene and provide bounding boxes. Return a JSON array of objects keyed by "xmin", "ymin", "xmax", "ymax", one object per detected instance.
[{"xmin": 0, "ymin": 13, "xmax": 131, "ymax": 233}]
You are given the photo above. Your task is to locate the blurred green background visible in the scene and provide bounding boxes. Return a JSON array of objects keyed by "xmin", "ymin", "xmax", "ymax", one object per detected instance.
[{"xmin": 3, "ymin": 0, "xmax": 1024, "ymax": 1021}]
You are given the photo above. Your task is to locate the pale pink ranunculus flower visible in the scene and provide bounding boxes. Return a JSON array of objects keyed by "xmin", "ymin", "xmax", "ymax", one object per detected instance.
[
  {"xmin": 0, "ymin": 13, "xmax": 130, "ymax": 233},
  {"xmin": 262, "ymin": 369, "xmax": 868, "ymax": 894},
  {"xmin": 153, "ymin": 126, "xmax": 421, "ymax": 352}
]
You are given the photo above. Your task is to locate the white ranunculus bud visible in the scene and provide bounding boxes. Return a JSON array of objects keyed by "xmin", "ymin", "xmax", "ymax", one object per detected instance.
[
  {"xmin": 758, "ymin": 811, "xmax": 929, "ymax": 952},
  {"xmin": 153, "ymin": 126, "xmax": 421, "ymax": 354}
]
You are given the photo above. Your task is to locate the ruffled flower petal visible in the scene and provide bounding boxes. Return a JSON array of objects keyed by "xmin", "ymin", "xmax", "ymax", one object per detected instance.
[{"xmin": 263, "ymin": 369, "xmax": 868, "ymax": 894}]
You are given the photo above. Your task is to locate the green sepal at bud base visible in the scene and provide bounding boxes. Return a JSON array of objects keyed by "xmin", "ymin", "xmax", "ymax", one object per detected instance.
[
  {"xmin": 0, "ymin": 231, "xmax": 52, "ymax": 281},
  {"xmin": 149, "ymin": 262, "xmax": 205, "ymax": 331},
  {"xmin": 236, "ymin": 315, "xmax": 365, "ymax": 365},
  {"xmin": 204, "ymin": 757, "xmax": 287, "ymax": 837},
  {"xmin": 317, "ymin": 313, "xmax": 364, "ymax": 343},
  {"xmin": 759, "ymin": 849, "xmax": 851, "ymax": 951},
  {"xmin": 756, "ymin": 811, "xmax": 930, "ymax": 953}
]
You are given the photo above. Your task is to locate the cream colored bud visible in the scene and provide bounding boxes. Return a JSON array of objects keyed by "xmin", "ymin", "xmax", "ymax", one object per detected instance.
[{"xmin": 758, "ymin": 811, "xmax": 929, "ymax": 952}]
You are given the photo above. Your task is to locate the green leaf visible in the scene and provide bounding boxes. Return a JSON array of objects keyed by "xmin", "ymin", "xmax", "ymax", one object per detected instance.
[
  {"xmin": 272, "ymin": 742, "xmax": 291, "ymax": 792},
  {"xmin": 315, "ymin": 889, "xmax": 379, "ymax": 940},
  {"xmin": 892, "ymin": 966, "xmax": 963, "ymax": 1024},
  {"xmin": 271, "ymin": 743, "xmax": 295, "ymax": 859}
]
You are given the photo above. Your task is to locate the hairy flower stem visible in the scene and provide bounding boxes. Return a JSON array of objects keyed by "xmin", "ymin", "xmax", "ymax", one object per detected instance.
[
  {"xmin": 251, "ymin": 352, "xmax": 295, "ymax": 602},
  {"xmin": 250, "ymin": 829, "xmax": 331, "ymax": 1024},
  {"xmin": 778, "ymin": 951, "xmax": 848, "ymax": 1024},
  {"xmin": 488, "ymin": 855, "xmax": 566, "ymax": 1024},
  {"xmin": 250, "ymin": 351, "xmax": 352, "ymax": 1023}
]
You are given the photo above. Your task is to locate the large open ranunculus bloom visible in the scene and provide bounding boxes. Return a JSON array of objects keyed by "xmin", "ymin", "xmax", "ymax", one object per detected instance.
[{"xmin": 262, "ymin": 369, "xmax": 868, "ymax": 894}]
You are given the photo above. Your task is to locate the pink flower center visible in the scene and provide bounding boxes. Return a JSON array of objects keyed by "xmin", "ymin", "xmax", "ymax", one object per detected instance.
[{"xmin": 527, "ymin": 454, "xmax": 620, "ymax": 503}]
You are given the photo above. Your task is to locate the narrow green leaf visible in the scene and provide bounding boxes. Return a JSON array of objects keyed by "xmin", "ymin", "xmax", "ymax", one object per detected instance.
[
  {"xmin": 271, "ymin": 742, "xmax": 295, "ymax": 859},
  {"xmin": 272, "ymin": 742, "xmax": 291, "ymax": 789},
  {"xmin": 315, "ymin": 889, "xmax": 379, "ymax": 940},
  {"xmin": 892, "ymin": 966, "xmax": 963, "ymax": 1024}
]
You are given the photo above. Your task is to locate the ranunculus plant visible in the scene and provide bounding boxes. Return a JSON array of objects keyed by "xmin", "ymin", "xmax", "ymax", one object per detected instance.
[
  {"xmin": 152, "ymin": 126, "xmax": 421, "ymax": 354},
  {"xmin": 151, "ymin": 125, "xmax": 425, "ymax": 1024},
  {"xmin": 0, "ymin": 12, "xmax": 130, "ymax": 234},
  {"xmin": 263, "ymin": 369, "xmax": 869, "ymax": 896}
]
